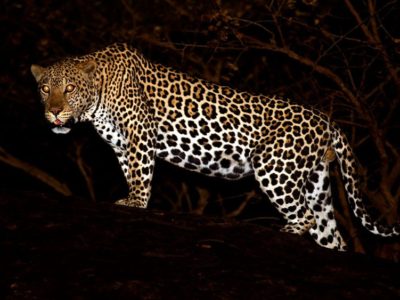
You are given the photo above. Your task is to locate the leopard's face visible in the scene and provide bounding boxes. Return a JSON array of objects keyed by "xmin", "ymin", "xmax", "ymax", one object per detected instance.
[{"xmin": 31, "ymin": 59, "xmax": 97, "ymax": 134}]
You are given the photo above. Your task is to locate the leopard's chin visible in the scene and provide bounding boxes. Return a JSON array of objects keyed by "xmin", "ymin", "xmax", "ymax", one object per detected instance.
[{"xmin": 51, "ymin": 126, "xmax": 71, "ymax": 134}]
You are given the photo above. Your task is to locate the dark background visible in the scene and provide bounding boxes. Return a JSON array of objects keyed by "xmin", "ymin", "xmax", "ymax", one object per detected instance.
[{"xmin": 1, "ymin": 0, "xmax": 399, "ymax": 260}]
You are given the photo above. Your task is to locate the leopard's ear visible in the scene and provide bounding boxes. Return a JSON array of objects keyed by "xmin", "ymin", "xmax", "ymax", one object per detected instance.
[
  {"xmin": 31, "ymin": 64, "xmax": 46, "ymax": 82},
  {"xmin": 78, "ymin": 60, "xmax": 97, "ymax": 76}
]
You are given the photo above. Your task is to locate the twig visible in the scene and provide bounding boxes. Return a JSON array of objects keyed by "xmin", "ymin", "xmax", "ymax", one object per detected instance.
[{"xmin": 225, "ymin": 190, "xmax": 258, "ymax": 218}]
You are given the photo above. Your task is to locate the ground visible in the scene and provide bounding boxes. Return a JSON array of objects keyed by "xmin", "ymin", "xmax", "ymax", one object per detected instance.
[{"xmin": 1, "ymin": 191, "xmax": 399, "ymax": 299}]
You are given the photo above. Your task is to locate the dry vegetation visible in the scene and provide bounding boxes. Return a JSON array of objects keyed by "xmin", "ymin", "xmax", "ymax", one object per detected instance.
[{"xmin": 0, "ymin": 0, "xmax": 399, "ymax": 259}]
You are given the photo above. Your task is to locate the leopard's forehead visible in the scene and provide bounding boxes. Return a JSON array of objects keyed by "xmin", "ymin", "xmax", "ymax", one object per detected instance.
[{"xmin": 41, "ymin": 59, "xmax": 82, "ymax": 85}]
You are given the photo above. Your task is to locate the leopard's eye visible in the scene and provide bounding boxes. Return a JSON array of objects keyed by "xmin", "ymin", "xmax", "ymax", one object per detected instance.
[
  {"xmin": 65, "ymin": 84, "xmax": 76, "ymax": 93},
  {"xmin": 41, "ymin": 85, "xmax": 50, "ymax": 93}
]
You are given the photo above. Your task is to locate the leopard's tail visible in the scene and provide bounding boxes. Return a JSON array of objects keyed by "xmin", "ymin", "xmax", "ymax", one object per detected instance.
[{"xmin": 331, "ymin": 124, "xmax": 399, "ymax": 237}]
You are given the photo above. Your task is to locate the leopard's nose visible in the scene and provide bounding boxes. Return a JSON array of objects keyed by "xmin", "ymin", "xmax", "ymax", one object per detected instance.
[{"xmin": 50, "ymin": 107, "xmax": 62, "ymax": 116}]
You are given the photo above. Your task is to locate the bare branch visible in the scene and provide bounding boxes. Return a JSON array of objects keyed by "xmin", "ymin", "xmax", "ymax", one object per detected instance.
[
  {"xmin": 344, "ymin": 0, "xmax": 376, "ymax": 45},
  {"xmin": 73, "ymin": 143, "xmax": 96, "ymax": 202},
  {"xmin": 0, "ymin": 147, "xmax": 72, "ymax": 197}
]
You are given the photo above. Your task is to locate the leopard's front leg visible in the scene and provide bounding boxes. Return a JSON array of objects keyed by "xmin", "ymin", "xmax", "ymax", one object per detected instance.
[
  {"xmin": 112, "ymin": 139, "xmax": 156, "ymax": 208},
  {"xmin": 94, "ymin": 113, "xmax": 157, "ymax": 208}
]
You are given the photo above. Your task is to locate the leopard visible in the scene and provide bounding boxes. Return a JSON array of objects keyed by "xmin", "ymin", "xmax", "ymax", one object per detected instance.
[{"xmin": 31, "ymin": 43, "xmax": 399, "ymax": 251}]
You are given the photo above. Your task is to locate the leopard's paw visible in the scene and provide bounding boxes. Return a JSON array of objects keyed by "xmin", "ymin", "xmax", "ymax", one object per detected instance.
[{"xmin": 114, "ymin": 198, "xmax": 147, "ymax": 208}]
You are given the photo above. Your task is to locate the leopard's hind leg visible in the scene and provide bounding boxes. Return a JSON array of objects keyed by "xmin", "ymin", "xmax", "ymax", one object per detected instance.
[{"xmin": 252, "ymin": 148, "xmax": 315, "ymax": 236}]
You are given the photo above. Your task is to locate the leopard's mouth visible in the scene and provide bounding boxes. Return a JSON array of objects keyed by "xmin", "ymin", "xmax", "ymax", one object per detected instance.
[
  {"xmin": 54, "ymin": 118, "xmax": 64, "ymax": 126},
  {"xmin": 45, "ymin": 109, "xmax": 75, "ymax": 127}
]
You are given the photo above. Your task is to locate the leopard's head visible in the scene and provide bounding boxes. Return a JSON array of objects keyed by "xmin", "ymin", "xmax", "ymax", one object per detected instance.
[{"xmin": 31, "ymin": 59, "xmax": 97, "ymax": 134}]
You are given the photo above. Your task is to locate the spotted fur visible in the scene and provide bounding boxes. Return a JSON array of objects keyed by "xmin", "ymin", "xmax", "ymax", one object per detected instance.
[{"xmin": 31, "ymin": 43, "xmax": 399, "ymax": 251}]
